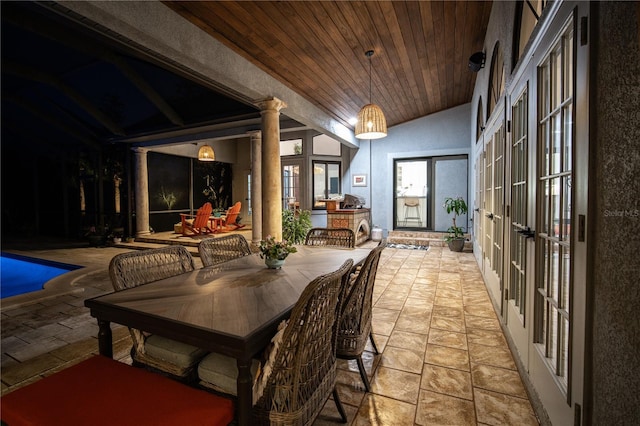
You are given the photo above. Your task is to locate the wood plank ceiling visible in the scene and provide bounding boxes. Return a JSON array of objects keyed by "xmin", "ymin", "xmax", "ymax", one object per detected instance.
[{"xmin": 164, "ymin": 0, "xmax": 493, "ymax": 129}]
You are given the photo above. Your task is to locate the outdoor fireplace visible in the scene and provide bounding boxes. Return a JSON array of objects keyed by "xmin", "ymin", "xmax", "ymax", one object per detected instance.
[{"xmin": 327, "ymin": 207, "xmax": 371, "ymax": 246}]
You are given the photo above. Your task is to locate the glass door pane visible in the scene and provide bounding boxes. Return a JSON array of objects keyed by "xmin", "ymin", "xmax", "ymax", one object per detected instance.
[
  {"xmin": 394, "ymin": 159, "xmax": 429, "ymax": 230},
  {"xmin": 282, "ymin": 163, "xmax": 300, "ymax": 211}
]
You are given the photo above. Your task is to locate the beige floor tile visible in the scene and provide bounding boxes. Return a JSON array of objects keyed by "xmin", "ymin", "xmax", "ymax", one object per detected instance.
[
  {"xmin": 352, "ymin": 394, "xmax": 417, "ymax": 426},
  {"xmin": 430, "ymin": 315, "xmax": 466, "ymax": 333},
  {"xmin": 370, "ymin": 366, "xmax": 421, "ymax": 404},
  {"xmin": 465, "ymin": 314, "xmax": 501, "ymax": 331},
  {"xmin": 428, "ymin": 328, "xmax": 468, "ymax": 350},
  {"xmin": 379, "ymin": 346, "xmax": 424, "ymax": 374},
  {"xmin": 424, "ymin": 344, "xmax": 469, "ymax": 371},
  {"xmin": 387, "ymin": 330, "xmax": 428, "ymax": 352},
  {"xmin": 415, "ymin": 389, "xmax": 476, "ymax": 425},
  {"xmin": 408, "ymin": 287, "xmax": 436, "ymax": 300},
  {"xmin": 420, "ymin": 364, "xmax": 473, "ymax": 400},
  {"xmin": 474, "ymin": 388, "xmax": 538, "ymax": 426},
  {"xmin": 432, "ymin": 305, "xmax": 463, "ymax": 319},
  {"xmin": 468, "ymin": 343, "xmax": 516, "ymax": 370},
  {"xmin": 463, "ymin": 304, "xmax": 497, "ymax": 318},
  {"xmin": 435, "ymin": 288, "xmax": 462, "ymax": 299},
  {"xmin": 471, "ymin": 363, "xmax": 529, "ymax": 399},
  {"xmin": 466, "ymin": 328, "xmax": 507, "ymax": 347},
  {"xmin": 434, "ymin": 296, "xmax": 463, "ymax": 308},
  {"xmin": 315, "ymin": 398, "xmax": 359, "ymax": 426}
]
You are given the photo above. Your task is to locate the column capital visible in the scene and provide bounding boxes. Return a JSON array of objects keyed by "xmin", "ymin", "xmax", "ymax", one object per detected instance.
[
  {"xmin": 131, "ymin": 147, "xmax": 148, "ymax": 154},
  {"xmin": 256, "ymin": 97, "xmax": 287, "ymax": 113},
  {"xmin": 246, "ymin": 130, "xmax": 262, "ymax": 138}
]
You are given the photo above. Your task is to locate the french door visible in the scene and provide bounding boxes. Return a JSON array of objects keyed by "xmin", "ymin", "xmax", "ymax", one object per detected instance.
[
  {"xmin": 505, "ymin": 84, "xmax": 533, "ymax": 365},
  {"xmin": 530, "ymin": 19, "xmax": 576, "ymax": 424},
  {"xmin": 482, "ymin": 105, "xmax": 506, "ymax": 304}
]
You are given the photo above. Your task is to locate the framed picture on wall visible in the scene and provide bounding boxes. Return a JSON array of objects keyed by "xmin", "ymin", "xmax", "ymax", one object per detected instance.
[{"xmin": 352, "ymin": 174, "xmax": 367, "ymax": 187}]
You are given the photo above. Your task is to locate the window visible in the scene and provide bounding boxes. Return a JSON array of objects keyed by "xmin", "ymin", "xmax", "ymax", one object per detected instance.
[
  {"xmin": 514, "ymin": 0, "xmax": 548, "ymax": 66},
  {"xmin": 488, "ymin": 42, "xmax": 505, "ymax": 118},
  {"xmin": 476, "ymin": 97, "xmax": 484, "ymax": 142},
  {"xmin": 313, "ymin": 161, "xmax": 341, "ymax": 209},
  {"xmin": 282, "ymin": 164, "xmax": 301, "ymax": 211},
  {"xmin": 312, "ymin": 134, "xmax": 341, "ymax": 156},
  {"xmin": 280, "ymin": 139, "xmax": 303, "ymax": 156}
]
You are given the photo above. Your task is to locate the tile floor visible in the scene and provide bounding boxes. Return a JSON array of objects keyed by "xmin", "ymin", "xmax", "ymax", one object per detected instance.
[{"xmin": 1, "ymin": 237, "xmax": 540, "ymax": 425}]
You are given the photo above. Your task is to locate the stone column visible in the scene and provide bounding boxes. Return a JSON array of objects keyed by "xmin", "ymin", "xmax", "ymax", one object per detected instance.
[
  {"xmin": 133, "ymin": 147, "xmax": 151, "ymax": 236},
  {"xmin": 248, "ymin": 130, "xmax": 263, "ymax": 244},
  {"xmin": 257, "ymin": 98, "xmax": 286, "ymax": 241}
]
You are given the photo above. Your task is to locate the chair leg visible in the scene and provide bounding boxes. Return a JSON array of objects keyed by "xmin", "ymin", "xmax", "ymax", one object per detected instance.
[
  {"xmin": 369, "ymin": 332, "xmax": 380, "ymax": 355},
  {"xmin": 332, "ymin": 386, "xmax": 348, "ymax": 423},
  {"xmin": 356, "ymin": 356, "xmax": 372, "ymax": 393}
]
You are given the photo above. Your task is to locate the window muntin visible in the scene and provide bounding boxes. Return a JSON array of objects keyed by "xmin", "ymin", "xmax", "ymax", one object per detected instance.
[{"xmin": 312, "ymin": 161, "xmax": 341, "ymax": 209}]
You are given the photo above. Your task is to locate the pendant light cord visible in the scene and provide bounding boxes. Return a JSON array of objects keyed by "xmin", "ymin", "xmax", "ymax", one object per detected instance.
[{"xmin": 366, "ymin": 50, "xmax": 374, "ymax": 104}]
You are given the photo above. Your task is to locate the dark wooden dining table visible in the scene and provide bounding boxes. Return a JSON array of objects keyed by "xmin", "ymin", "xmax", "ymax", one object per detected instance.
[{"xmin": 84, "ymin": 245, "xmax": 371, "ymax": 426}]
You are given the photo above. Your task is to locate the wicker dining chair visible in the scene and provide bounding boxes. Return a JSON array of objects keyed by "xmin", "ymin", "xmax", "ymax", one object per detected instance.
[
  {"xmin": 304, "ymin": 227, "xmax": 355, "ymax": 248},
  {"xmin": 252, "ymin": 258, "xmax": 353, "ymax": 424},
  {"xmin": 197, "ymin": 259, "xmax": 354, "ymax": 425},
  {"xmin": 108, "ymin": 245, "xmax": 208, "ymax": 382},
  {"xmin": 335, "ymin": 240, "xmax": 386, "ymax": 392},
  {"xmin": 198, "ymin": 234, "xmax": 253, "ymax": 267}
]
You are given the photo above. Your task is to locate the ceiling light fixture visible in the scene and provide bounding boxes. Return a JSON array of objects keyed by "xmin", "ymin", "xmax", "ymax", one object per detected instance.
[
  {"xmin": 355, "ymin": 50, "xmax": 387, "ymax": 140},
  {"xmin": 198, "ymin": 144, "xmax": 215, "ymax": 161}
]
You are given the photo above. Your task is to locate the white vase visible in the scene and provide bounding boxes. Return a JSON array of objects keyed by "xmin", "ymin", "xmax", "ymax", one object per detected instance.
[{"xmin": 265, "ymin": 258, "xmax": 285, "ymax": 269}]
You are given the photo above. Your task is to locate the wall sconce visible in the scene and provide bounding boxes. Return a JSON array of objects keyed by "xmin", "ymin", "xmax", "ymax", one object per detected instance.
[{"xmin": 468, "ymin": 51, "xmax": 485, "ymax": 72}]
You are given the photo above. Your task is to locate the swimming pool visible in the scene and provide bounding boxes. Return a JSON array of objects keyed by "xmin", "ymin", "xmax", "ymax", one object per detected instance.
[{"xmin": 1, "ymin": 253, "xmax": 83, "ymax": 299}]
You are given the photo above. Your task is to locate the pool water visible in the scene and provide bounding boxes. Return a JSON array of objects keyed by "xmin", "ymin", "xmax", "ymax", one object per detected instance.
[{"xmin": 1, "ymin": 253, "xmax": 82, "ymax": 299}]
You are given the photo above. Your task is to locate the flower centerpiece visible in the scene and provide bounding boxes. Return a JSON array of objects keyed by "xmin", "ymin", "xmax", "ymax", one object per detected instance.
[{"xmin": 258, "ymin": 236, "xmax": 297, "ymax": 269}]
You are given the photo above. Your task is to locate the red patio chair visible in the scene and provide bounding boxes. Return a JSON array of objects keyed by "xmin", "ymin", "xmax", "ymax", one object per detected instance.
[
  {"xmin": 217, "ymin": 201, "xmax": 246, "ymax": 232},
  {"xmin": 180, "ymin": 202, "xmax": 215, "ymax": 237}
]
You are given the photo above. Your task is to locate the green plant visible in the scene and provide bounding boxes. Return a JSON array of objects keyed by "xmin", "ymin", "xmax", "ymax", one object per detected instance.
[
  {"xmin": 258, "ymin": 236, "xmax": 297, "ymax": 260},
  {"xmin": 443, "ymin": 196, "xmax": 468, "ymax": 241},
  {"xmin": 282, "ymin": 209, "xmax": 312, "ymax": 244}
]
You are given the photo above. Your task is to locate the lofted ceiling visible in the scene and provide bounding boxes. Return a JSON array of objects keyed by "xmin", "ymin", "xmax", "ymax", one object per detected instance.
[
  {"xmin": 164, "ymin": 0, "xmax": 493, "ymax": 129},
  {"xmin": 1, "ymin": 1, "xmax": 492, "ymax": 156}
]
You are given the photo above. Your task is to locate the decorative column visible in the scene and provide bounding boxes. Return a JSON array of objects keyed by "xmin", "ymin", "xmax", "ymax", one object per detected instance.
[
  {"xmin": 133, "ymin": 147, "xmax": 151, "ymax": 236},
  {"xmin": 248, "ymin": 130, "xmax": 263, "ymax": 244},
  {"xmin": 257, "ymin": 97, "xmax": 286, "ymax": 241}
]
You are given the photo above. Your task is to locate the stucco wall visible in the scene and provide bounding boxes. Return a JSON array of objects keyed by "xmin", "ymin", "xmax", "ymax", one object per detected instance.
[
  {"xmin": 591, "ymin": 2, "xmax": 640, "ymax": 424},
  {"xmin": 351, "ymin": 103, "xmax": 471, "ymax": 233}
]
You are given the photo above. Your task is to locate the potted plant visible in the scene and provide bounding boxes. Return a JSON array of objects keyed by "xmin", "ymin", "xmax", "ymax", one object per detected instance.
[
  {"xmin": 258, "ymin": 236, "xmax": 297, "ymax": 269},
  {"xmin": 443, "ymin": 196, "xmax": 468, "ymax": 252},
  {"xmin": 85, "ymin": 226, "xmax": 105, "ymax": 247},
  {"xmin": 282, "ymin": 209, "xmax": 312, "ymax": 244}
]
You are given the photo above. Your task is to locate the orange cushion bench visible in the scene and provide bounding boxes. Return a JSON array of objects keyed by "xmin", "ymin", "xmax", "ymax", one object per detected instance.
[{"xmin": 1, "ymin": 355, "xmax": 234, "ymax": 426}]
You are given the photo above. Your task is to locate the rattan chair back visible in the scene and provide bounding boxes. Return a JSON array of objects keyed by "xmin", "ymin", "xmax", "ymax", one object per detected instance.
[
  {"xmin": 198, "ymin": 234, "xmax": 252, "ymax": 267},
  {"xmin": 109, "ymin": 245, "xmax": 195, "ymax": 291},
  {"xmin": 304, "ymin": 227, "xmax": 355, "ymax": 248},
  {"xmin": 108, "ymin": 246, "xmax": 200, "ymax": 379},
  {"xmin": 336, "ymin": 240, "xmax": 385, "ymax": 392},
  {"xmin": 252, "ymin": 259, "xmax": 353, "ymax": 425}
]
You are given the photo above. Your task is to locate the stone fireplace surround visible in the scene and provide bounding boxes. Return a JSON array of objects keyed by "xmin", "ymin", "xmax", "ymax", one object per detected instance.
[{"xmin": 326, "ymin": 208, "xmax": 371, "ymax": 246}]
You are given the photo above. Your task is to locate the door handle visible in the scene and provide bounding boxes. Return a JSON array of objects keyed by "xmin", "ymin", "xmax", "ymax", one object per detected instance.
[{"xmin": 517, "ymin": 227, "xmax": 536, "ymax": 239}]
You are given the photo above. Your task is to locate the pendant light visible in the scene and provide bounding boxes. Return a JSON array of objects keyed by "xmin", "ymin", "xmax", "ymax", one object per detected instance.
[
  {"xmin": 355, "ymin": 50, "xmax": 387, "ymax": 139},
  {"xmin": 198, "ymin": 144, "xmax": 215, "ymax": 161}
]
